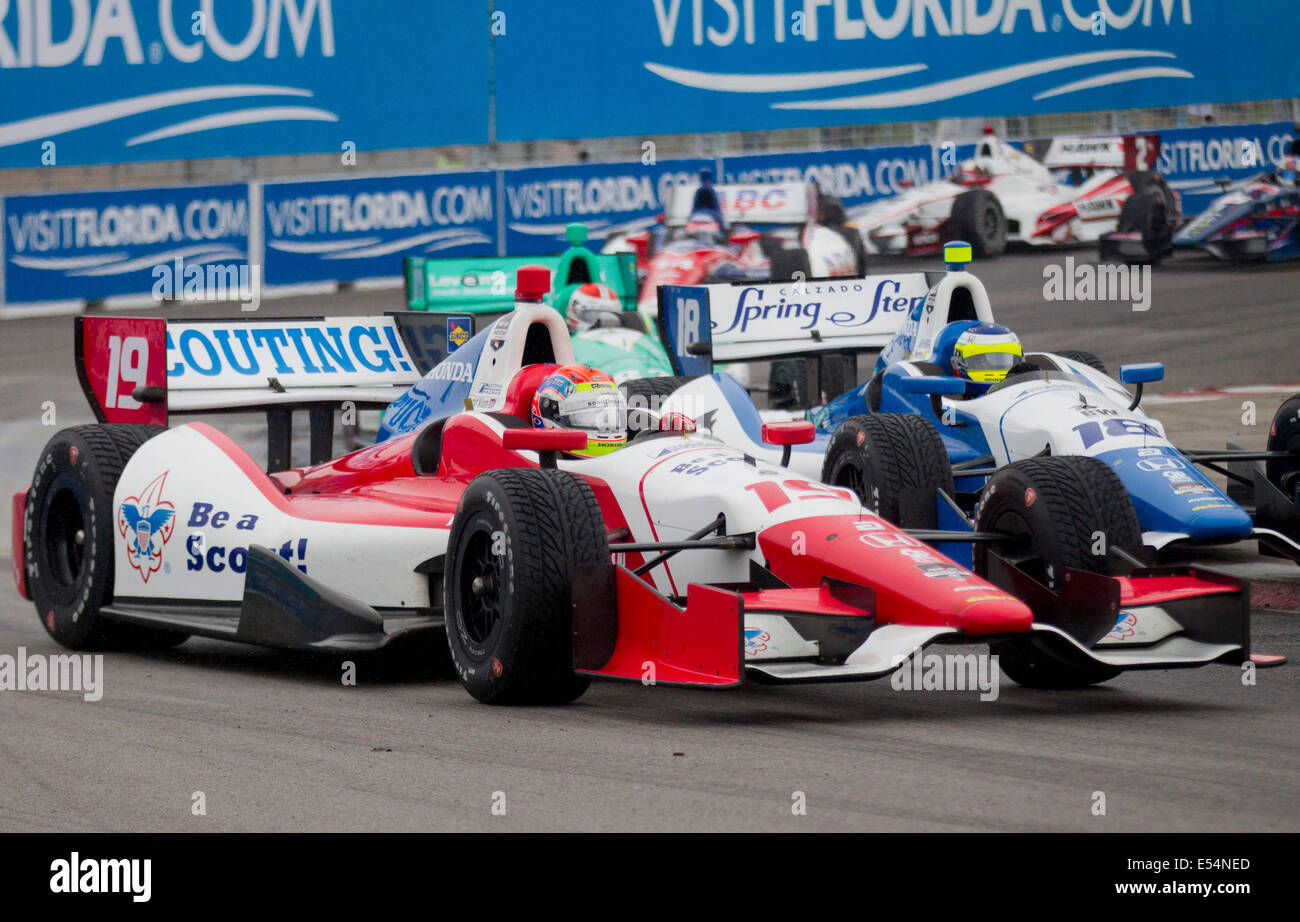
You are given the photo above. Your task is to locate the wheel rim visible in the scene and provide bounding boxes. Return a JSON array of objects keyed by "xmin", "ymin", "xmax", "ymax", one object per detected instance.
[
  {"xmin": 456, "ymin": 521, "xmax": 504, "ymax": 651},
  {"xmin": 43, "ymin": 478, "xmax": 87, "ymax": 590},
  {"xmin": 981, "ymin": 205, "xmax": 999, "ymax": 241}
]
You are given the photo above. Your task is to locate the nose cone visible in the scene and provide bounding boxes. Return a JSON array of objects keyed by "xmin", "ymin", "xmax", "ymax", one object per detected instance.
[
  {"xmin": 1186, "ymin": 501, "xmax": 1254, "ymax": 540},
  {"xmin": 953, "ymin": 593, "xmax": 1034, "ymax": 636}
]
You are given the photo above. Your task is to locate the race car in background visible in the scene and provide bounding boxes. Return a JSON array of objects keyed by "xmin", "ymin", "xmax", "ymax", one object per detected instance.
[
  {"xmin": 1162, "ymin": 166, "xmax": 1300, "ymax": 262},
  {"xmin": 852, "ymin": 130, "xmax": 1178, "ymax": 262},
  {"xmin": 403, "ymin": 223, "xmax": 675, "ymax": 383},
  {"xmin": 603, "ymin": 171, "xmax": 866, "ymax": 312}
]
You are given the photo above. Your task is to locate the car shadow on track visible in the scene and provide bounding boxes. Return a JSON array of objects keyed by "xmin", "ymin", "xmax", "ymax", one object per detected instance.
[{"xmin": 131, "ymin": 631, "xmax": 459, "ymax": 687}]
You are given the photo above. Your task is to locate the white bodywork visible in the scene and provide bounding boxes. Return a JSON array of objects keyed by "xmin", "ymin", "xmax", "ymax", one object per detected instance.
[{"xmin": 851, "ymin": 134, "xmax": 1132, "ymax": 253}]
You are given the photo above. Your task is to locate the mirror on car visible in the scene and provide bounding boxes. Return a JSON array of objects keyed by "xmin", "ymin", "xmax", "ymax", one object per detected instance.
[{"xmin": 1119, "ymin": 363, "xmax": 1165, "ymax": 385}]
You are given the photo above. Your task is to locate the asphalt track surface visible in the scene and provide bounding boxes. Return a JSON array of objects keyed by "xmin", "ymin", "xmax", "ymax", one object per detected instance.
[{"xmin": 0, "ymin": 247, "xmax": 1297, "ymax": 832}]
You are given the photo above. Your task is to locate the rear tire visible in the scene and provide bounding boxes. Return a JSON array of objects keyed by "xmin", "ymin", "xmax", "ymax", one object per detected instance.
[
  {"xmin": 1054, "ymin": 350, "xmax": 1108, "ymax": 375},
  {"xmin": 821, "ymin": 414, "xmax": 953, "ymax": 527},
  {"xmin": 26, "ymin": 424, "xmax": 187, "ymax": 651},
  {"xmin": 951, "ymin": 189, "xmax": 1007, "ymax": 258},
  {"xmin": 975, "ymin": 456, "xmax": 1139, "ymax": 688},
  {"xmin": 1266, "ymin": 393, "xmax": 1300, "ymax": 499},
  {"xmin": 444, "ymin": 468, "xmax": 607, "ymax": 705}
]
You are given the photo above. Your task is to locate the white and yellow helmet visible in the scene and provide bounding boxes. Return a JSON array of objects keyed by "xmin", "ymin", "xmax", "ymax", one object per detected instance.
[{"xmin": 951, "ymin": 322, "xmax": 1023, "ymax": 386}]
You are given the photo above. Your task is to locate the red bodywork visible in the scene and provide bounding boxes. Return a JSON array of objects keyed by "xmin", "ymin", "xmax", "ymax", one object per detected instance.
[
  {"xmin": 634, "ymin": 240, "xmax": 767, "ymax": 311},
  {"xmin": 12, "ymin": 491, "xmax": 28, "ymax": 600}
]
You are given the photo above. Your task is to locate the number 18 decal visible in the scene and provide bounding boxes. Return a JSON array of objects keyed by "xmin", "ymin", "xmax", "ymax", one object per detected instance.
[{"xmin": 1074, "ymin": 418, "xmax": 1159, "ymax": 449}]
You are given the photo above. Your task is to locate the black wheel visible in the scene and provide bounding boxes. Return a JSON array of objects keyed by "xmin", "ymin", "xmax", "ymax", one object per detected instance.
[
  {"xmin": 951, "ymin": 189, "xmax": 1007, "ymax": 257},
  {"xmin": 25, "ymin": 424, "xmax": 187, "ymax": 651},
  {"xmin": 769, "ymin": 246, "xmax": 812, "ymax": 281},
  {"xmin": 621, "ymin": 376, "xmax": 692, "ymax": 432},
  {"xmin": 1114, "ymin": 183, "xmax": 1171, "ymax": 265},
  {"xmin": 975, "ymin": 456, "xmax": 1140, "ymax": 688},
  {"xmin": 1054, "ymin": 350, "xmax": 1108, "ymax": 375},
  {"xmin": 1266, "ymin": 393, "xmax": 1300, "ymax": 499},
  {"xmin": 821, "ymin": 414, "xmax": 953, "ymax": 527},
  {"xmin": 444, "ymin": 468, "xmax": 607, "ymax": 705}
]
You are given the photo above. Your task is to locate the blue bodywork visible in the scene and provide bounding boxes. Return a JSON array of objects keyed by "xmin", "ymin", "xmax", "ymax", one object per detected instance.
[{"xmin": 1173, "ymin": 173, "xmax": 1300, "ymax": 262}]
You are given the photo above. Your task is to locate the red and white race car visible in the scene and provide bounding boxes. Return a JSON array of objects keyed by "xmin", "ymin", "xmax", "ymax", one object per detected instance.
[
  {"xmin": 852, "ymin": 131, "xmax": 1178, "ymax": 260},
  {"xmin": 609, "ymin": 172, "xmax": 864, "ymax": 313},
  {"xmin": 12, "ymin": 269, "xmax": 1255, "ymax": 702}
]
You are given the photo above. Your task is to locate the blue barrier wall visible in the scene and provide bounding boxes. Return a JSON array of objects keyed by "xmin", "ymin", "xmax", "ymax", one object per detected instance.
[
  {"xmin": 2, "ymin": 3, "xmax": 1296, "ymax": 168},
  {"xmin": 0, "ymin": 1, "xmax": 490, "ymax": 169},
  {"xmin": 718, "ymin": 143, "xmax": 936, "ymax": 212},
  {"xmin": 3, "ymin": 183, "xmax": 249, "ymax": 302},
  {"xmin": 501, "ymin": 158, "xmax": 715, "ymax": 256},
  {"xmin": 262, "ymin": 171, "xmax": 497, "ymax": 285},
  {"xmin": 495, "ymin": 1, "xmax": 1300, "ymax": 141},
  {"xmin": 4, "ymin": 120, "xmax": 1296, "ymax": 307}
]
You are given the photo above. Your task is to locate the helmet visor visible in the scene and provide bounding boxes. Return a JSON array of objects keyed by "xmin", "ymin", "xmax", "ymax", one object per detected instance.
[
  {"xmin": 556, "ymin": 386, "xmax": 626, "ymax": 434},
  {"xmin": 955, "ymin": 343, "xmax": 1022, "ymax": 383}
]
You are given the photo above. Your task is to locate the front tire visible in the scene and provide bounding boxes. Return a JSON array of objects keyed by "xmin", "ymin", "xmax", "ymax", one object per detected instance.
[
  {"xmin": 975, "ymin": 456, "xmax": 1139, "ymax": 688},
  {"xmin": 26, "ymin": 424, "xmax": 187, "ymax": 651},
  {"xmin": 445, "ymin": 468, "xmax": 607, "ymax": 705},
  {"xmin": 821, "ymin": 414, "xmax": 953, "ymax": 527}
]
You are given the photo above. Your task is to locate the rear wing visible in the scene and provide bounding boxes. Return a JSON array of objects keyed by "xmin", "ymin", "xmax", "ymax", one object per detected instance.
[
  {"xmin": 665, "ymin": 181, "xmax": 815, "ymax": 227},
  {"xmin": 403, "ymin": 250, "xmax": 637, "ymax": 312},
  {"xmin": 657, "ymin": 274, "xmax": 933, "ymax": 375},
  {"xmin": 75, "ymin": 311, "xmax": 476, "ymax": 468},
  {"xmin": 1043, "ymin": 136, "xmax": 1125, "ymax": 169}
]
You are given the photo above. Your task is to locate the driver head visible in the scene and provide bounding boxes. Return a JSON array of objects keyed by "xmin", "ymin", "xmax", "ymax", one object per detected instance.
[
  {"xmin": 530, "ymin": 364, "xmax": 627, "ymax": 458},
  {"xmin": 950, "ymin": 322, "xmax": 1023, "ymax": 392}
]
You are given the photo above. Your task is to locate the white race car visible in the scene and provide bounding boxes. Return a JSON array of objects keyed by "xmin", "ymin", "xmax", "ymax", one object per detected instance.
[{"xmin": 852, "ymin": 132, "xmax": 1177, "ymax": 260}]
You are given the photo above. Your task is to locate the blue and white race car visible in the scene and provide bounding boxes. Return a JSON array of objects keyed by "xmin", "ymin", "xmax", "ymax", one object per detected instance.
[
  {"xmin": 652, "ymin": 243, "xmax": 1300, "ymax": 571},
  {"xmin": 1104, "ymin": 140, "xmax": 1300, "ymax": 263}
]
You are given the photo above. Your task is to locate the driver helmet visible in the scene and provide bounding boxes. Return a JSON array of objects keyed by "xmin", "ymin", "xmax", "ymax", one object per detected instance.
[
  {"xmin": 530, "ymin": 364, "xmax": 627, "ymax": 458},
  {"xmin": 565, "ymin": 282, "xmax": 623, "ymax": 333},
  {"xmin": 951, "ymin": 322, "xmax": 1023, "ymax": 388},
  {"xmin": 684, "ymin": 210, "xmax": 725, "ymax": 242}
]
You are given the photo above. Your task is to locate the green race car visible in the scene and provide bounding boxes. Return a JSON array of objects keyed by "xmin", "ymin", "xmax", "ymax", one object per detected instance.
[{"xmin": 403, "ymin": 223, "xmax": 674, "ymax": 382}]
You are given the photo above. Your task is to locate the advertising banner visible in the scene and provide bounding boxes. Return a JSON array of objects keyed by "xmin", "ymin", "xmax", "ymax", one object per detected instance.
[
  {"xmin": 717, "ymin": 143, "xmax": 936, "ymax": 218},
  {"xmin": 495, "ymin": 1, "xmax": 1300, "ymax": 140},
  {"xmin": 4, "ymin": 182, "xmax": 250, "ymax": 303},
  {"xmin": 0, "ymin": 0, "xmax": 489, "ymax": 169},
  {"xmin": 501, "ymin": 158, "xmax": 715, "ymax": 255},
  {"xmin": 262, "ymin": 171, "xmax": 496, "ymax": 285}
]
